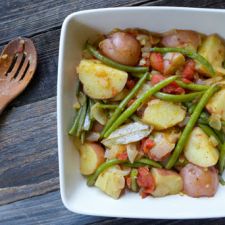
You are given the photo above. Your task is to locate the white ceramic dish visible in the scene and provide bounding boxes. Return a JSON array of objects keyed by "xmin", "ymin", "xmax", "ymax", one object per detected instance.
[{"xmin": 57, "ymin": 7, "xmax": 225, "ymax": 219}]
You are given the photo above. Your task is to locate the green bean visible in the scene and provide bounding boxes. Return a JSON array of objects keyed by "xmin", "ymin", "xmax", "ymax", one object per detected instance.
[
  {"xmin": 219, "ymin": 143, "xmax": 225, "ymax": 174},
  {"xmin": 131, "ymin": 115, "xmax": 142, "ymax": 122},
  {"xmin": 69, "ymin": 106, "xmax": 83, "ymax": 136},
  {"xmin": 86, "ymin": 43, "xmax": 148, "ymax": 73},
  {"xmin": 75, "ymin": 80, "xmax": 80, "ymax": 96},
  {"xmin": 176, "ymin": 80, "xmax": 209, "ymax": 91},
  {"xmin": 87, "ymin": 159, "xmax": 125, "ymax": 186},
  {"xmin": 97, "ymin": 104, "xmax": 117, "ymax": 109},
  {"xmin": 81, "ymin": 132, "xmax": 85, "ymax": 144},
  {"xmin": 123, "ymin": 162, "xmax": 146, "ymax": 168},
  {"xmin": 137, "ymin": 158, "xmax": 162, "ymax": 168},
  {"xmin": 154, "ymin": 91, "xmax": 203, "ymax": 102},
  {"xmin": 150, "ymin": 47, "xmax": 215, "ymax": 76},
  {"xmin": 130, "ymin": 169, "xmax": 138, "ymax": 192},
  {"xmin": 104, "ymin": 76, "xmax": 178, "ymax": 138},
  {"xmin": 87, "ymin": 157, "xmax": 162, "ymax": 186},
  {"xmin": 76, "ymin": 95, "xmax": 88, "ymax": 137},
  {"xmin": 219, "ymin": 176, "xmax": 225, "ymax": 186},
  {"xmin": 166, "ymin": 85, "xmax": 220, "ymax": 169},
  {"xmin": 131, "ymin": 72, "xmax": 151, "ymax": 80},
  {"xmin": 100, "ymin": 72, "xmax": 149, "ymax": 139},
  {"xmin": 198, "ymin": 124, "xmax": 222, "ymax": 147},
  {"xmin": 214, "ymin": 129, "xmax": 225, "ymax": 143}
]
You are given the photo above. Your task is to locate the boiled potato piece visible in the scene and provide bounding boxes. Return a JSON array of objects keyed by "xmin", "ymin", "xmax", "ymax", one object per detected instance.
[
  {"xmin": 79, "ymin": 142, "xmax": 105, "ymax": 175},
  {"xmin": 77, "ymin": 59, "xmax": 128, "ymax": 99},
  {"xmin": 206, "ymin": 88, "xmax": 225, "ymax": 121},
  {"xmin": 163, "ymin": 52, "xmax": 185, "ymax": 75},
  {"xmin": 142, "ymin": 99, "xmax": 186, "ymax": 130},
  {"xmin": 196, "ymin": 34, "xmax": 225, "ymax": 76},
  {"xmin": 151, "ymin": 168, "xmax": 183, "ymax": 197},
  {"xmin": 184, "ymin": 127, "xmax": 219, "ymax": 167},
  {"xmin": 95, "ymin": 166, "xmax": 125, "ymax": 199}
]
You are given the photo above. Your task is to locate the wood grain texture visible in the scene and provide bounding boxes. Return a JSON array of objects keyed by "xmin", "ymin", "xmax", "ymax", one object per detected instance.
[
  {"xmin": 1, "ymin": 191, "xmax": 225, "ymax": 225},
  {"xmin": 0, "ymin": 97, "xmax": 58, "ymax": 204}
]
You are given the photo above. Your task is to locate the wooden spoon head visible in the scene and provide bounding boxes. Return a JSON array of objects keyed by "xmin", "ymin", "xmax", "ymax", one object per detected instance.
[{"xmin": 0, "ymin": 37, "xmax": 37, "ymax": 113}]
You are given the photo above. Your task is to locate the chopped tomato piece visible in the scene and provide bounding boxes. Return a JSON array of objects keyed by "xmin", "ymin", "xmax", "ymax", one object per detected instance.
[
  {"xmin": 141, "ymin": 138, "xmax": 155, "ymax": 154},
  {"xmin": 151, "ymin": 74, "xmax": 164, "ymax": 85},
  {"xmin": 117, "ymin": 152, "xmax": 128, "ymax": 160},
  {"xmin": 151, "ymin": 74, "xmax": 185, "ymax": 94},
  {"xmin": 163, "ymin": 81, "xmax": 185, "ymax": 94},
  {"xmin": 150, "ymin": 52, "xmax": 164, "ymax": 73},
  {"xmin": 182, "ymin": 60, "xmax": 195, "ymax": 82},
  {"xmin": 126, "ymin": 176, "xmax": 131, "ymax": 189},
  {"xmin": 127, "ymin": 99, "xmax": 135, "ymax": 107},
  {"xmin": 126, "ymin": 78, "xmax": 137, "ymax": 89},
  {"xmin": 137, "ymin": 167, "xmax": 155, "ymax": 198}
]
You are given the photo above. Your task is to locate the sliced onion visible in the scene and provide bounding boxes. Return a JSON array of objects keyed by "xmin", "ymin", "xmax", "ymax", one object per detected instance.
[
  {"xmin": 91, "ymin": 103, "xmax": 107, "ymax": 125},
  {"xmin": 85, "ymin": 132, "xmax": 100, "ymax": 142},
  {"xmin": 108, "ymin": 165, "xmax": 131, "ymax": 176},
  {"xmin": 126, "ymin": 143, "xmax": 138, "ymax": 163}
]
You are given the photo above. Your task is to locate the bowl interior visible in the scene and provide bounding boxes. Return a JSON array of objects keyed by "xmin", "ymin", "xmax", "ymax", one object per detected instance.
[{"xmin": 58, "ymin": 7, "xmax": 225, "ymax": 219}]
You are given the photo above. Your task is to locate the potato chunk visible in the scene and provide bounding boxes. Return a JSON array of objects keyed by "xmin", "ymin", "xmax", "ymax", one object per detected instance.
[
  {"xmin": 142, "ymin": 99, "xmax": 186, "ymax": 130},
  {"xmin": 206, "ymin": 88, "xmax": 225, "ymax": 121},
  {"xmin": 151, "ymin": 168, "xmax": 183, "ymax": 197},
  {"xmin": 77, "ymin": 59, "xmax": 128, "ymax": 99},
  {"xmin": 95, "ymin": 166, "xmax": 125, "ymax": 199},
  {"xmin": 196, "ymin": 34, "xmax": 225, "ymax": 76},
  {"xmin": 79, "ymin": 142, "xmax": 105, "ymax": 175},
  {"xmin": 184, "ymin": 127, "xmax": 219, "ymax": 167}
]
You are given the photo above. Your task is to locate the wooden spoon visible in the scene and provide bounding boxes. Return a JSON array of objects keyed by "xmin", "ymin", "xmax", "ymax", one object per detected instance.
[{"xmin": 0, "ymin": 37, "xmax": 37, "ymax": 114}]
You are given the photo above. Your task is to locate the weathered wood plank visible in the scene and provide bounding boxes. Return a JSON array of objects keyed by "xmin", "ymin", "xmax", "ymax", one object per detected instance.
[
  {"xmin": 0, "ymin": 178, "xmax": 59, "ymax": 205},
  {"xmin": 0, "ymin": 0, "xmax": 155, "ymax": 44},
  {"xmin": 0, "ymin": 96, "xmax": 57, "ymax": 204},
  {"xmin": 1, "ymin": 191, "xmax": 225, "ymax": 225},
  {"xmin": 135, "ymin": 0, "xmax": 225, "ymax": 7}
]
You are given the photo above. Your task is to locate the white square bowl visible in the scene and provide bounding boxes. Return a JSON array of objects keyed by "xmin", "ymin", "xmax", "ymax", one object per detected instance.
[{"xmin": 57, "ymin": 7, "xmax": 225, "ymax": 219}]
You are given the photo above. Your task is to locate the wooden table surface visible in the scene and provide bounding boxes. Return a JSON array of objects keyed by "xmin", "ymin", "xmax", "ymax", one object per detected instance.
[{"xmin": 1, "ymin": 0, "xmax": 225, "ymax": 224}]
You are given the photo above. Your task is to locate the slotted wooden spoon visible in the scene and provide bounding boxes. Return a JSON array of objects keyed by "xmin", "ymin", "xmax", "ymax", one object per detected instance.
[{"xmin": 0, "ymin": 37, "xmax": 37, "ymax": 114}]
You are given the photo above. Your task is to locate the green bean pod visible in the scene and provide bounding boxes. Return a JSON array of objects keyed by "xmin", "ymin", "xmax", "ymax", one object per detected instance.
[
  {"xmin": 136, "ymin": 158, "xmax": 162, "ymax": 168},
  {"xmin": 176, "ymin": 80, "xmax": 209, "ymax": 91},
  {"xmin": 104, "ymin": 76, "xmax": 178, "ymax": 138},
  {"xmin": 86, "ymin": 43, "xmax": 148, "ymax": 73},
  {"xmin": 166, "ymin": 85, "xmax": 220, "ymax": 169},
  {"xmin": 69, "ymin": 106, "xmax": 83, "ymax": 136},
  {"xmin": 87, "ymin": 159, "xmax": 126, "ymax": 186},
  {"xmin": 154, "ymin": 91, "xmax": 203, "ymax": 102},
  {"xmin": 219, "ymin": 143, "xmax": 225, "ymax": 174},
  {"xmin": 76, "ymin": 95, "xmax": 88, "ymax": 137},
  {"xmin": 150, "ymin": 47, "xmax": 215, "ymax": 76},
  {"xmin": 198, "ymin": 124, "xmax": 222, "ymax": 147},
  {"xmin": 130, "ymin": 169, "xmax": 138, "ymax": 192},
  {"xmin": 100, "ymin": 72, "xmax": 149, "ymax": 139},
  {"xmin": 97, "ymin": 104, "xmax": 117, "ymax": 109},
  {"xmin": 87, "ymin": 157, "xmax": 162, "ymax": 186}
]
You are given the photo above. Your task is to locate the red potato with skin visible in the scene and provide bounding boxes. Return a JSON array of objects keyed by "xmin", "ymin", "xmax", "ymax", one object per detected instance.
[
  {"xmin": 180, "ymin": 163, "xmax": 219, "ymax": 198},
  {"xmin": 99, "ymin": 32, "xmax": 141, "ymax": 66},
  {"xmin": 161, "ymin": 29, "xmax": 202, "ymax": 51},
  {"xmin": 79, "ymin": 142, "xmax": 105, "ymax": 175}
]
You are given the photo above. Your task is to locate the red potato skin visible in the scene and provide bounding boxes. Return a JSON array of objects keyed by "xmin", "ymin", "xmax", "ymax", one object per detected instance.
[
  {"xmin": 99, "ymin": 32, "xmax": 141, "ymax": 66},
  {"xmin": 92, "ymin": 121, "xmax": 104, "ymax": 133},
  {"xmin": 87, "ymin": 142, "xmax": 105, "ymax": 167},
  {"xmin": 180, "ymin": 163, "xmax": 219, "ymax": 198},
  {"xmin": 161, "ymin": 29, "xmax": 201, "ymax": 50}
]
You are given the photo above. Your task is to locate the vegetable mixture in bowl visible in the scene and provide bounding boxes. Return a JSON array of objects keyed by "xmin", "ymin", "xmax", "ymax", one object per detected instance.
[{"xmin": 69, "ymin": 28, "xmax": 225, "ymax": 199}]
